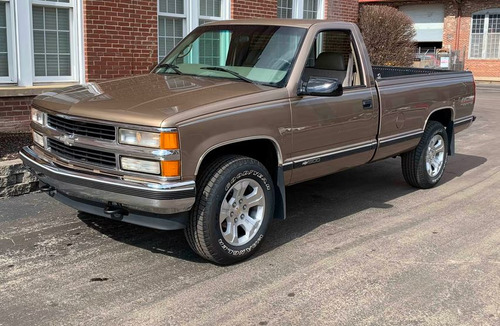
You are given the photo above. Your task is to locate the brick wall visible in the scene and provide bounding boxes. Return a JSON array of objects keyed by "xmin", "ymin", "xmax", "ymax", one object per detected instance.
[
  {"xmin": 328, "ymin": 0, "xmax": 359, "ymax": 22},
  {"xmin": 232, "ymin": 0, "xmax": 277, "ymax": 18},
  {"xmin": 0, "ymin": 96, "xmax": 34, "ymax": 133},
  {"xmin": 84, "ymin": 0, "xmax": 158, "ymax": 82}
]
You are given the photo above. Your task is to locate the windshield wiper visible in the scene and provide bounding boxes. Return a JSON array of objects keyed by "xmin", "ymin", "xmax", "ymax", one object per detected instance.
[
  {"xmin": 200, "ymin": 66, "xmax": 256, "ymax": 84},
  {"xmin": 156, "ymin": 63, "xmax": 183, "ymax": 75}
]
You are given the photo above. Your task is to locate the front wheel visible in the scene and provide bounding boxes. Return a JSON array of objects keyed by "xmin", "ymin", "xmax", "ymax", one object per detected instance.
[
  {"xmin": 185, "ymin": 155, "xmax": 275, "ymax": 265},
  {"xmin": 401, "ymin": 121, "xmax": 448, "ymax": 189}
]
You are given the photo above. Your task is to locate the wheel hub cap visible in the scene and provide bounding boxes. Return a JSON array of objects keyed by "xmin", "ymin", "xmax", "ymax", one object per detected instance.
[
  {"xmin": 219, "ymin": 178, "xmax": 265, "ymax": 247},
  {"xmin": 426, "ymin": 134, "xmax": 445, "ymax": 177}
]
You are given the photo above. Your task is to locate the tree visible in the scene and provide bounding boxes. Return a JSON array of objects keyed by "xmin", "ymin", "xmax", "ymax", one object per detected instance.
[{"xmin": 359, "ymin": 5, "xmax": 416, "ymax": 67}]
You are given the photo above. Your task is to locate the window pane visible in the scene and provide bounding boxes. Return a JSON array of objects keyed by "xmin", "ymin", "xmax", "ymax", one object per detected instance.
[
  {"xmin": 486, "ymin": 14, "xmax": 500, "ymax": 59},
  {"xmin": 486, "ymin": 34, "xmax": 500, "ymax": 59},
  {"xmin": 59, "ymin": 55, "xmax": 71, "ymax": 75},
  {"xmin": 33, "ymin": 6, "xmax": 72, "ymax": 77},
  {"xmin": 46, "ymin": 31, "xmax": 58, "ymax": 53},
  {"xmin": 303, "ymin": 0, "xmax": 318, "ymax": 19},
  {"xmin": 0, "ymin": 53, "xmax": 7, "ymax": 76},
  {"xmin": 489, "ymin": 14, "xmax": 500, "ymax": 33},
  {"xmin": 200, "ymin": 0, "xmax": 221, "ymax": 17},
  {"xmin": 0, "ymin": 2, "xmax": 5, "ymax": 26},
  {"xmin": 200, "ymin": 0, "xmax": 207, "ymax": 16},
  {"xmin": 0, "ymin": 26, "xmax": 6, "ymax": 53},
  {"xmin": 59, "ymin": 31, "xmax": 70, "ymax": 53},
  {"xmin": 160, "ymin": 0, "xmax": 184, "ymax": 14},
  {"xmin": 470, "ymin": 34, "xmax": 484, "ymax": 58},
  {"xmin": 470, "ymin": 15, "xmax": 485, "ymax": 59},
  {"xmin": 46, "ymin": 54, "xmax": 59, "ymax": 75},
  {"xmin": 158, "ymin": 17, "xmax": 184, "ymax": 60},
  {"xmin": 33, "ymin": 30, "xmax": 46, "ymax": 53},
  {"xmin": 45, "ymin": 7, "xmax": 57, "ymax": 30},
  {"xmin": 277, "ymin": 0, "xmax": 293, "ymax": 18},
  {"xmin": 33, "ymin": 7, "xmax": 44, "ymax": 29},
  {"xmin": 471, "ymin": 15, "xmax": 485, "ymax": 34},
  {"xmin": 58, "ymin": 8, "xmax": 70, "ymax": 30},
  {"xmin": 34, "ymin": 54, "xmax": 46, "ymax": 76}
]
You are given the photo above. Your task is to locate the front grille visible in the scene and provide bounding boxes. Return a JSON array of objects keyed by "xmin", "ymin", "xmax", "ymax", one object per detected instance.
[
  {"xmin": 47, "ymin": 115, "xmax": 116, "ymax": 140},
  {"xmin": 48, "ymin": 139, "xmax": 117, "ymax": 168}
]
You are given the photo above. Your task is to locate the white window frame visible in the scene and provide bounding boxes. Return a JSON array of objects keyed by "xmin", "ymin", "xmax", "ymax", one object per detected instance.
[
  {"xmin": 0, "ymin": 0, "xmax": 17, "ymax": 84},
  {"xmin": 15, "ymin": 0, "xmax": 84, "ymax": 86},
  {"xmin": 469, "ymin": 9, "xmax": 500, "ymax": 60},
  {"xmin": 278, "ymin": 0, "xmax": 325, "ymax": 19},
  {"xmin": 158, "ymin": 0, "xmax": 188, "ymax": 62},
  {"xmin": 157, "ymin": 0, "xmax": 230, "ymax": 62}
]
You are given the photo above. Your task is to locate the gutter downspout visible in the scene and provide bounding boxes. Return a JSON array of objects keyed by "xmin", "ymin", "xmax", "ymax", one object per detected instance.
[{"xmin": 454, "ymin": 0, "xmax": 463, "ymax": 52}]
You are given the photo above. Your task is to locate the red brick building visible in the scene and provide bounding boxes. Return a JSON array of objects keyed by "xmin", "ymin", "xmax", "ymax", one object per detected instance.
[
  {"xmin": 359, "ymin": 0, "xmax": 500, "ymax": 81},
  {"xmin": 0, "ymin": 0, "xmax": 359, "ymax": 133}
]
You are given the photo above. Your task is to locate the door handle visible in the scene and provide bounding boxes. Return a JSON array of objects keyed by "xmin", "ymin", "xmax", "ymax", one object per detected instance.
[{"xmin": 362, "ymin": 99, "xmax": 373, "ymax": 109}]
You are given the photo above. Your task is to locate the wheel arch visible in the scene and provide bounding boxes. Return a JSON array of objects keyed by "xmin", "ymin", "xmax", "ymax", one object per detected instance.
[
  {"xmin": 425, "ymin": 107, "xmax": 455, "ymax": 155},
  {"xmin": 194, "ymin": 136, "xmax": 287, "ymax": 220}
]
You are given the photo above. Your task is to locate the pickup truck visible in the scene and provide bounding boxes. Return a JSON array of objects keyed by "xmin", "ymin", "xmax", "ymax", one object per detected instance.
[{"xmin": 20, "ymin": 20, "xmax": 476, "ymax": 265}]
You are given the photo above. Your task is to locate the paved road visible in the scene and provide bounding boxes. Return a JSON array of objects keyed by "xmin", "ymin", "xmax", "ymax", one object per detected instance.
[{"xmin": 1, "ymin": 87, "xmax": 499, "ymax": 326}]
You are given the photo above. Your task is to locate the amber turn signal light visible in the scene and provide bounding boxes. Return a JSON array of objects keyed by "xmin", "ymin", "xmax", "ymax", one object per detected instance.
[
  {"xmin": 162, "ymin": 161, "xmax": 180, "ymax": 177},
  {"xmin": 160, "ymin": 132, "xmax": 179, "ymax": 150}
]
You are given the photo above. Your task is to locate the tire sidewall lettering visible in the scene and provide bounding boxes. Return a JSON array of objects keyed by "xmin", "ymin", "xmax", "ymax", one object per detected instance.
[
  {"xmin": 218, "ymin": 234, "xmax": 264, "ymax": 256},
  {"xmin": 225, "ymin": 169, "xmax": 271, "ymax": 192}
]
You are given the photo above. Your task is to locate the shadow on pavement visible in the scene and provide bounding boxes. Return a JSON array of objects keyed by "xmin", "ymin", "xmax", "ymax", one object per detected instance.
[
  {"xmin": 77, "ymin": 214, "xmax": 207, "ymax": 263},
  {"xmin": 257, "ymin": 153, "xmax": 487, "ymax": 256},
  {"xmin": 78, "ymin": 153, "xmax": 486, "ymax": 263}
]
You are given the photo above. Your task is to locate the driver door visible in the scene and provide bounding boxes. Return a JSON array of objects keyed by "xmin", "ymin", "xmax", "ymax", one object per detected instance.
[{"xmin": 290, "ymin": 30, "xmax": 378, "ymax": 184}]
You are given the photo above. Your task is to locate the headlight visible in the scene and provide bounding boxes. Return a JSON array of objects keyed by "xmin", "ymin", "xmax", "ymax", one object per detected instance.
[
  {"xmin": 31, "ymin": 108, "xmax": 44, "ymax": 125},
  {"xmin": 120, "ymin": 157, "xmax": 161, "ymax": 175},
  {"xmin": 118, "ymin": 129, "xmax": 179, "ymax": 149}
]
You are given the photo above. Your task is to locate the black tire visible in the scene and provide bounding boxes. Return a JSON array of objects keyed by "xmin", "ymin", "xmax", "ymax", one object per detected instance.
[
  {"xmin": 185, "ymin": 155, "xmax": 275, "ymax": 265},
  {"xmin": 401, "ymin": 121, "xmax": 448, "ymax": 189}
]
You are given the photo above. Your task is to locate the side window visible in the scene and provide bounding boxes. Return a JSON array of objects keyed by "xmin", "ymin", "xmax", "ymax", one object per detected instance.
[{"xmin": 302, "ymin": 30, "xmax": 365, "ymax": 88}]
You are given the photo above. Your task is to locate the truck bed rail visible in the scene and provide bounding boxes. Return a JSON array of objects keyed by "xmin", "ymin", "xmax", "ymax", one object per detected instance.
[{"xmin": 373, "ymin": 66, "xmax": 457, "ymax": 79}]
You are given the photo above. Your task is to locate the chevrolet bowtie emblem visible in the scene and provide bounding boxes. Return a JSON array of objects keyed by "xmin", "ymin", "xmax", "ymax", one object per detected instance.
[{"xmin": 60, "ymin": 134, "xmax": 76, "ymax": 146}]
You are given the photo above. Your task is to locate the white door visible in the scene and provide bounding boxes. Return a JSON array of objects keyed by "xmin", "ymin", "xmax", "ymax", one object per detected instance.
[{"xmin": 400, "ymin": 4, "xmax": 445, "ymax": 42}]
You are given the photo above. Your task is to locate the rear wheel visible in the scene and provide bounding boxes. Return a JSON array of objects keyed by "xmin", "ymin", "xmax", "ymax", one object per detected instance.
[
  {"xmin": 401, "ymin": 121, "xmax": 448, "ymax": 189},
  {"xmin": 185, "ymin": 155, "xmax": 275, "ymax": 265}
]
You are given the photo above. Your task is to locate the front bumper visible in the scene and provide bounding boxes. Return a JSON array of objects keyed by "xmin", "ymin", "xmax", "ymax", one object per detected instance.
[{"xmin": 20, "ymin": 146, "xmax": 196, "ymax": 230}]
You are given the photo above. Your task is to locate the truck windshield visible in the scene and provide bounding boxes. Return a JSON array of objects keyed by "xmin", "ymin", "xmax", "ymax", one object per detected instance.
[{"xmin": 155, "ymin": 25, "xmax": 307, "ymax": 88}]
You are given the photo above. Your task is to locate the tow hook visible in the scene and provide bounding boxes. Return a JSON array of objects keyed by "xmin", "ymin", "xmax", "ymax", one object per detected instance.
[
  {"xmin": 39, "ymin": 184, "xmax": 57, "ymax": 197},
  {"xmin": 104, "ymin": 203, "xmax": 129, "ymax": 221}
]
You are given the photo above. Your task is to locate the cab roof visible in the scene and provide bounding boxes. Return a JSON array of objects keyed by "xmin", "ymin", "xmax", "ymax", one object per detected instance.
[{"xmin": 206, "ymin": 19, "xmax": 355, "ymax": 29}]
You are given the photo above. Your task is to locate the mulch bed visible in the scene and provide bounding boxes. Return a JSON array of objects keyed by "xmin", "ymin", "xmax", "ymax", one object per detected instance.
[{"xmin": 0, "ymin": 132, "xmax": 33, "ymax": 162}]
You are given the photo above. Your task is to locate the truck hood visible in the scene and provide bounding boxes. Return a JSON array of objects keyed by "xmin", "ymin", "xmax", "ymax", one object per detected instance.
[{"xmin": 33, "ymin": 74, "xmax": 282, "ymax": 127}]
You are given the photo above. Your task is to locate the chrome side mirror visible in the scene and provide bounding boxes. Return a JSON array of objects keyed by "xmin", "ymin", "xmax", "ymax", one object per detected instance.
[{"xmin": 298, "ymin": 76, "xmax": 343, "ymax": 97}]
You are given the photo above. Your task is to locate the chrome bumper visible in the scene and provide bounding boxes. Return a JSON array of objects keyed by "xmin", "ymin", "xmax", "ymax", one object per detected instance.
[{"xmin": 20, "ymin": 146, "xmax": 196, "ymax": 229}]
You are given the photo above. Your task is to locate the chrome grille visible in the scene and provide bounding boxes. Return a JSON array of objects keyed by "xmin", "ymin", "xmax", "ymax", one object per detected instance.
[
  {"xmin": 48, "ymin": 139, "xmax": 116, "ymax": 168},
  {"xmin": 47, "ymin": 115, "xmax": 116, "ymax": 140}
]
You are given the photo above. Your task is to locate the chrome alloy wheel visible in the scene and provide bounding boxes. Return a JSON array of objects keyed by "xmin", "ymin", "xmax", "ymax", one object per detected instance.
[
  {"xmin": 425, "ymin": 134, "xmax": 445, "ymax": 177},
  {"xmin": 219, "ymin": 178, "xmax": 266, "ymax": 246}
]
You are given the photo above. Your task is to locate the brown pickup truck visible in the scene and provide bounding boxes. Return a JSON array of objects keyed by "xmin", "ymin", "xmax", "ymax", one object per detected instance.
[{"xmin": 20, "ymin": 20, "xmax": 476, "ymax": 264}]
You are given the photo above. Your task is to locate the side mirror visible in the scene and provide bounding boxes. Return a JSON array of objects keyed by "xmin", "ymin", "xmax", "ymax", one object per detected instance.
[{"xmin": 298, "ymin": 76, "xmax": 343, "ymax": 97}]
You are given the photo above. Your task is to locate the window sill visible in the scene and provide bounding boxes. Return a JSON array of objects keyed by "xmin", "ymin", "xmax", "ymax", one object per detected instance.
[{"xmin": 0, "ymin": 83, "xmax": 79, "ymax": 97}]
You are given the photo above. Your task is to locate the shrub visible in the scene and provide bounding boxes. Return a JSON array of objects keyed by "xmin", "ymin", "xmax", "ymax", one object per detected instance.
[{"xmin": 359, "ymin": 5, "xmax": 416, "ymax": 67}]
